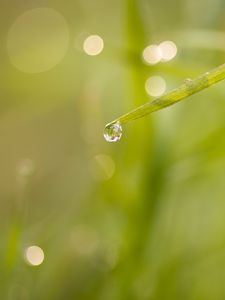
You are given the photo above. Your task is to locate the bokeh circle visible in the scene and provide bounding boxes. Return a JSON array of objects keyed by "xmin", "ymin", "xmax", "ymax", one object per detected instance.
[{"xmin": 7, "ymin": 8, "xmax": 69, "ymax": 73}]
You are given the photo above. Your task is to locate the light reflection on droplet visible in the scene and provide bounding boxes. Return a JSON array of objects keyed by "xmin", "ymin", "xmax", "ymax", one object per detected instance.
[
  {"xmin": 7, "ymin": 8, "xmax": 69, "ymax": 73},
  {"xmin": 145, "ymin": 76, "xmax": 166, "ymax": 97},
  {"xmin": 83, "ymin": 35, "xmax": 104, "ymax": 56},
  {"xmin": 159, "ymin": 41, "xmax": 177, "ymax": 62},
  {"xmin": 142, "ymin": 45, "xmax": 162, "ymax": 65},
  {"xmin": 25, "ymin": 245, "xmax": 44, "ymax": 266},
  {"xmin": 104, "ymin": 123, "xmax": 122, "ymax": 142}
]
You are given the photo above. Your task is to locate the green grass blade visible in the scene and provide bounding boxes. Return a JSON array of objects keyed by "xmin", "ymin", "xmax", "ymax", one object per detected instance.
[{"xmin": 107, "ymin": 63, "xmax": 225, "ymax": 126}]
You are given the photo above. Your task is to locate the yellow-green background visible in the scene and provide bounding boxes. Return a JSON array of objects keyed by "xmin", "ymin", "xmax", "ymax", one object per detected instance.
[{"xmin": 1, "ymin": 0, "xmax": 225, "ymax": 299}]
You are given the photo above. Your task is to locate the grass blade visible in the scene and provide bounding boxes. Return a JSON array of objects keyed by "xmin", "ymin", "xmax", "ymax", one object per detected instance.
[{"xmin": 106, "ymin": 63, "xmax": 225, "ymax": 126}]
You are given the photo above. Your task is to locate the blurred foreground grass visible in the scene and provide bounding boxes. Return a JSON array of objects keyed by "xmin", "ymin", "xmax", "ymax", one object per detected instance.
[{"xmin": 0, "ymin": 0, "xmax": 225, "ymax": 299}]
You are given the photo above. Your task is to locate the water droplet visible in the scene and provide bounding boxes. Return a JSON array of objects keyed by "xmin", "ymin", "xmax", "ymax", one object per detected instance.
[{"xmin": 103, "ymin": 123, "xmax": 122, "ymax": 142}]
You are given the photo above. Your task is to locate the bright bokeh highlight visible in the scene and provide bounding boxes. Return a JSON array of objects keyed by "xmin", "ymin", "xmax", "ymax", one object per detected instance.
[
  {"xmin": 83, "ymin": 35, "xmax": 104, "ymax": 56},
  {"xmin": 159, "ymin": 41, "xmax": 177, "ymax": 61},
  {"xmin": 25, "ymin": 245, "xmax": 45, "ymax": 266},
  {"xmin": 145, "ymin": 76, "xmax": 166, "ymax": 97},
  {"xmin": 7, "ymin": 8, "xmax": 69, "ymax": 73},
  {"xmin": 142, "ymin": 45, "xmax": 162, "ymax": 65}
]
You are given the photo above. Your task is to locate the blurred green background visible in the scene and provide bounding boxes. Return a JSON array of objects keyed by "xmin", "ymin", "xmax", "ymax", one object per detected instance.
[{"xmin": 1, "ymin": 0, "xmax": 225, "ymax": 299}]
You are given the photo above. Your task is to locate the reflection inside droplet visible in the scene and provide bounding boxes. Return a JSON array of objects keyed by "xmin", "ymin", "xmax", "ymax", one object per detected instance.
[{"xmin": 103, "ymin": 123, "xmax": 122, "ymax": 142}]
